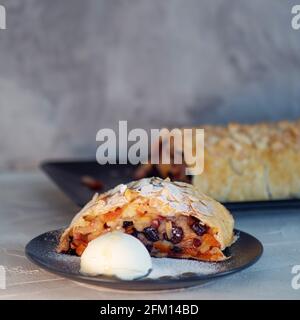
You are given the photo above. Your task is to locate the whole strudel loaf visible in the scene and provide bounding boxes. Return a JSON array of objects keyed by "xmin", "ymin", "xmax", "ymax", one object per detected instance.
[
  {"xmin": 137, "ymin": 120, "xmax": 300, "ymax": 202},
  {"xmin": 193, "ymin": 120, "xmax": 300, "ymax": 202}
]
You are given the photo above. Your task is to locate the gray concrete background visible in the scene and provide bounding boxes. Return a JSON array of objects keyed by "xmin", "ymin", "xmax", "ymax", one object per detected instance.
[{"xmin": 0, "ymin": 0, "xmax": 300, "ymax": 170}]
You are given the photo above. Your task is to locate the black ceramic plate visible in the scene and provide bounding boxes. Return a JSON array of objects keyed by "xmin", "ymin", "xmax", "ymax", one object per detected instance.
[
  {"xmin": 25, "ymin": 229, "xmax": 262, "ymax": 291},
  {"xmin": 41, "ymin": 160, "xmax": 300, "ymax": 212}
]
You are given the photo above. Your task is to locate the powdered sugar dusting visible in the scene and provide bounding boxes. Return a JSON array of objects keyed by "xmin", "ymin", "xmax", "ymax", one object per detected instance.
[{"xmin": 148, "ymin": 257, "xmax": 221, "ymax": 279}]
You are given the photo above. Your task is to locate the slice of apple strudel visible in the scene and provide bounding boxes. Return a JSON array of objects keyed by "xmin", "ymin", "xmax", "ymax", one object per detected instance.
[{"xmin": 57, "ymin": 177, "xmax": 234, "ymax": 262}]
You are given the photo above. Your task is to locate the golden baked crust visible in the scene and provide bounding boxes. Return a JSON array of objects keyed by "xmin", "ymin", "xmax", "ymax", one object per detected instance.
[
  {"xmin": 58, "ymin": 177, "xmax": 234, "ymax": 261},
  {"xmin": 192, "ymin": 120, "xmax": 300, "ymax": 202},
  {"xmin": 146, "ymin": 120, "xmax": 300, "ymax": 202}
]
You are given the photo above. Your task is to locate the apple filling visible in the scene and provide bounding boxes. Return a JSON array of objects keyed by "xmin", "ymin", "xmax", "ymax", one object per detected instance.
[{"xmin": 58, "ymin": 201, "xmax": 226, "ymax": 262}]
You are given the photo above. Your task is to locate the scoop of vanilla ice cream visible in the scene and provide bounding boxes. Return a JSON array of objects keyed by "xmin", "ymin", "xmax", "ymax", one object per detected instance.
[{"xmin": 80, "ymin": 231, "xmax": 152, "ymax": 280}]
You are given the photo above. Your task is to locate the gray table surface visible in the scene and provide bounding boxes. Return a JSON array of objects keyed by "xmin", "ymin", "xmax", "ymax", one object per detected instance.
[{"xmin": 0, "ymin": 171, "xmax": 299, "ymax": 300}]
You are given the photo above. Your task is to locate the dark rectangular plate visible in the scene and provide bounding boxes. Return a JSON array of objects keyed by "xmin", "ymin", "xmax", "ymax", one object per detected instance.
[{"xmin": 41, "ymin": 160, "xmax": 300, "ymax": 212}]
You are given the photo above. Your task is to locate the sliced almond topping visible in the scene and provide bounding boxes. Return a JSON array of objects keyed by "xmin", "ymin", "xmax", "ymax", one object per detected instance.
[
  {"xmin": 191, "ymin": 202, "xmax": 213, "ymax": 216},
  {"xmin": 140, "ymin": 184, "xmax": 154, "ymax": 195}
]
